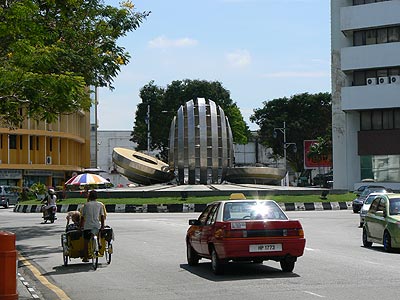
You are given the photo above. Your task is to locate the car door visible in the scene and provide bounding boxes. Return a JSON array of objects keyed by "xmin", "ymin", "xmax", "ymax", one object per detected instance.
[
  {"xmin": 374, "ymin": 197, "xmax": 388, "ymax": 242},
  {"xmin": 189, "ymin": 205, "xmax": 214, "ymax": 255},
  {"xmin": 200, "ymin": 204, "xmax": 219, "ymax": 255},
  {"xmin": 366, "ymin": 197, "xmax": 380, "ymax": 239}
]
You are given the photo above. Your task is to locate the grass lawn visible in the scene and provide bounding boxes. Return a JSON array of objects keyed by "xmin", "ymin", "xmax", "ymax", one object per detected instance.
[{"xmin": 20, "ymin": 192, "xmax": 356, "ymax": 205}]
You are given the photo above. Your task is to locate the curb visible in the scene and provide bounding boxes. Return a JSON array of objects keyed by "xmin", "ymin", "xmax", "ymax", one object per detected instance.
[{"xmin": 14, "ymin": 202, "xmax": 353, "ymax": 213}]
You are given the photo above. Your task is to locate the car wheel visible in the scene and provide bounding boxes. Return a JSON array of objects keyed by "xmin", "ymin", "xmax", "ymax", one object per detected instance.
[
  {"xmin": 362, "ymin": 228, "xmax": 372, "ymax": 247},
  {"xmin": 186, "ymin": 241, "xmax": 199, "ymax": 266},
  {"xmin": 383, "ymin": 231, "xmax": 392, "ymax": 252},
  {"xmin": 211, "ymin": 246, "xmax": 224, "ymax": 275},
  {"xmin": 280, "ymin": 259, "xmax": 295, "ymax": 272}
]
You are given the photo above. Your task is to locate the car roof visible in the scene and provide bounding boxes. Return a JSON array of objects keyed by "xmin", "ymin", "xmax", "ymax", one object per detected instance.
[
  {"xmin": 213, "ymin": 199, "xmax": 277, "ymax": 205},
  {"xmin": 384, "ymin": 193, "xmax": 400, "ymax": 199}
]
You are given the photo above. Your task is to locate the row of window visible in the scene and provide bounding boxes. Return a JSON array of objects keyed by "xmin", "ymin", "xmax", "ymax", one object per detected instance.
[
  {"xmin": 360, "ymin": 109, "xmax": 400, "ymax": 131},
  {"xmin": 0, "ymin": 134, "xmax": 53, "ymax": 151},
  {"xmin": 353, "ymin": 68, "xmax": 400, "ymax": 86},
  {"xmin": 353, "ymin": 0, "xmax": 390, "ymax": 5},
  {"xmin": 354, "ymin": 26, "xmax": 400, "ymax": 46}
]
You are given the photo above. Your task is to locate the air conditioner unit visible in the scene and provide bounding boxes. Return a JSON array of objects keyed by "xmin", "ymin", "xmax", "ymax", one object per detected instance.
[
  {"xmin": 378, "ymin": 77, "xmax": 389, "ymax": 85},
  {"xmin": 366, "ymin": 78, "xmax": 377, "ymax": 85},
  {"xmin": 46, "ymin": 156, "xmax": 52, "ymax": 165},
  {"xmin": 390, "ymin": 75, "xmax": 400, "ymax": 84}
]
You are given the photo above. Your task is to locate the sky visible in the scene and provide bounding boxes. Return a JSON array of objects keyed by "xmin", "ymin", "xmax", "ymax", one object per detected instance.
[{"xmin": 98, "ymin": 0, "xmax": 331, "ymax": 131}]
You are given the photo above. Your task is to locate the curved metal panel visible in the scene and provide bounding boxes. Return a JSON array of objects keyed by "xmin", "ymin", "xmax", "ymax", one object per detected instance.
[
  {"xmin": 209, "ymin": 100, "xmax": 219, "ymax": 183},
  {"xmin": 168, "ymin": 116, "xmax": 176, "ymax": 168},
  {"xmin": 186, "ymin": 100, "xmax": 196, "ymax": 184},
  {"xmin": 197, "ymin": 98, "xmax": 207, "ymax": 184},
  {"xmin": 177, "ymin": 106, "xmax": 185, "ymax": 184}
]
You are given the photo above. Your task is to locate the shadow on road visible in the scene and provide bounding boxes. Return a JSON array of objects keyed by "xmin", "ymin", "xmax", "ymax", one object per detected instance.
[{"xmin": 180, "ymin": 261, "xmax": 300, "ymax": 281}]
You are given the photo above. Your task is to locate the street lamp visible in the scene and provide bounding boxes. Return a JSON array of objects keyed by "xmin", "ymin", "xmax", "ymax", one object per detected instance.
[
  {"xmin": 145, "ymin": 104, "xmax": 150, "ymax": 154},
  {"xmin": 273, "ymin": 121, "xmax": 297, "ymax": 180}
]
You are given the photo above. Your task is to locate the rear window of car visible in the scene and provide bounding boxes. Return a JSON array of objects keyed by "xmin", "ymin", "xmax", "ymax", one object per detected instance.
[
  {"xmin": 223, "ymin": 201, "xmax": 287, "ymax": 221},
  {"xmin": 389, "ymin": 198, "xmax": 400, "ymax": 215}
]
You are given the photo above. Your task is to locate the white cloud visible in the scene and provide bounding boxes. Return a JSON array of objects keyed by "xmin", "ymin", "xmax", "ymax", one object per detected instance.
[
  {"xmin": 148, "ymin": 36, "xmax": 198, "ymax": 49},
  {"xmin": 261, "ymin": 71, "xmax": 329, "ymax": 78},
  {"xmin": 226, "ymin": 49, "xmax": 251, "ymax": 68}
]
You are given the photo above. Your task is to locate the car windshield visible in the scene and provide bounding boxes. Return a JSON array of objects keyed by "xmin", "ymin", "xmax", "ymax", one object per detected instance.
[
  {"xmin": 223, "ymin": 201, "xmax": 287, "ymax": 221},
  {"xmin": 389, "ymin": 198, "xmax": 400, "ymax": 215},
  {"xmin": 361, "ymin": 188, "xmax": 386, "ymax": 198}
]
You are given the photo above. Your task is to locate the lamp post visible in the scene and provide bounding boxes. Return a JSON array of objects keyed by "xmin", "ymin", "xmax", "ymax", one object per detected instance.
[
  {"xmin": 273, "ymin": 122, "xmax": 297, "ymax": 184},
  {"xmin": 146, "ymin": 104, "xmax": 150, "ymax": 154}
]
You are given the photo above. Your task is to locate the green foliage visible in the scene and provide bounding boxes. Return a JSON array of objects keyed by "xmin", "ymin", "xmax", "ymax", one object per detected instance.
[
  {"xmin": 250, "ymin": 92, "xmax": 332, "ymax": 172},
  {"xmin": 131, "ymin": 79, "xmax": 251, "ymax": 161},
  {"xmin": 30, "ymin": 182, "xmax": 47, "ymax": 195},
  {"xmin": 0, "ymin": 0, "xmax": 150, "ymax": 128}
]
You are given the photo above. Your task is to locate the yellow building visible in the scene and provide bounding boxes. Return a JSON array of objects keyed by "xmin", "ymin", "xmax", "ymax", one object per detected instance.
[{"xmin": 0, "ymin": 111, "xmax": 90, "ymax": 188}]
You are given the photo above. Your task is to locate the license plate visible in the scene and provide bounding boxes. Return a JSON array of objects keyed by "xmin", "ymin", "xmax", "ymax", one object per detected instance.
[{"xmin": 249, "ymin": 244, "xmax": 282, "ymax": 252}]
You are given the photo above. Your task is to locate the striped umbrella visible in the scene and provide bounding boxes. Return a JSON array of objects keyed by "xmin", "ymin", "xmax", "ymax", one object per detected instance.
[{"xmin": 65, "ymin": 173, "xmax": 110, "ymax": 186}]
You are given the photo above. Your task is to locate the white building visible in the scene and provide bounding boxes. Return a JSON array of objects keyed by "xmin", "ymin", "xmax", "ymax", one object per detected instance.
[
  {"xmin": 331, "ymin": 0, "xmax": 400, "ymax": 190},
  {"xmin": 97, "ymin": 130, "xmax": 136, "ymax": 186}
]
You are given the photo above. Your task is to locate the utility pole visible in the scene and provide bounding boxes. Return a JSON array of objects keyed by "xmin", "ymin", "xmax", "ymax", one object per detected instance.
[
  {"xmin": 146, "ymin": 104, "xmax": 150, "ymax": 154},
  {"xmin": 273, "ymin": 121, "xmax": 297, "ymax": 185}
]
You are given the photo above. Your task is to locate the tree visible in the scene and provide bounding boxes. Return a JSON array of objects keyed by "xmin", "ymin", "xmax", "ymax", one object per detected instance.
[
  {"xmin": 250, "ymin": 92, "xmax": 332, "ymax": 172},
  {"xmin": 0, "ymin": 0, "xmax": 150, "ymax": 127},
  {"xmin": 131, "ymin": 79, "xmax": 251, "ymax": 161}
]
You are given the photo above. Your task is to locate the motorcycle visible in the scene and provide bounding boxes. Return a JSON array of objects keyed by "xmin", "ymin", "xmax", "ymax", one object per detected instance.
[{"xmin": 41, "ymin": 205, "xmax": 57, "ymax": 223}]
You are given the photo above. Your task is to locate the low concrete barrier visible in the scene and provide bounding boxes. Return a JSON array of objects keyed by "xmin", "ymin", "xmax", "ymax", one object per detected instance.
[{"xmin": 14, "ymin": 202, "xmax": 353, "ymax": 213}]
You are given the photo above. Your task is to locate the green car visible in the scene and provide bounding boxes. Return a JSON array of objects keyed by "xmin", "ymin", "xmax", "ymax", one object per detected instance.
[{"xmin": 363, "ymin": 193, "xmax": 400, "ymax": 252}]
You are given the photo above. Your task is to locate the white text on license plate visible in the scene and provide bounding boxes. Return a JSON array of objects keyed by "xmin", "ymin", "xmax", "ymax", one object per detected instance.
[{"xmin": 249, "ymin": 244, "xmax": 282, "ymax": 252}]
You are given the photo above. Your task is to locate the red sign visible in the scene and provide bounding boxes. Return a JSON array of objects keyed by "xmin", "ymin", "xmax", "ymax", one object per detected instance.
[{"xmin": 304, "ymin": 140, "xmax": 332, "ymax": 169}]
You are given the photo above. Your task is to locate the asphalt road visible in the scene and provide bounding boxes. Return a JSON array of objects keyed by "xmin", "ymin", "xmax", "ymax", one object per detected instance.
[{"xmin": 1, "ymin": 208, "xmax": 400, "ymax": 300}]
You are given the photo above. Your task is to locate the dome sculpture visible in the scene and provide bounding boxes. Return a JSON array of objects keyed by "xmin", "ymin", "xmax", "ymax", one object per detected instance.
[{"xmin": 168, "ymin": 98, "xmax": 234, "ymax": 184}]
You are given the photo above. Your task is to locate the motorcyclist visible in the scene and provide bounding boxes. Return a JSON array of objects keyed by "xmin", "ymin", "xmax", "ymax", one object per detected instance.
[{"xmin": 42, "ymin": 188, "xmax": 57, "ymax": 219}]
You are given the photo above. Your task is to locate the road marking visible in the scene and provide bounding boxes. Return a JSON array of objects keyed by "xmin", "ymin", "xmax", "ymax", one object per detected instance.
[
  {"xmin": 304, "ymin": 291, "xmax": 325, "ymax": 298},
  {"xmin": 305, "ymin": 247, "xmax": 318, "ymax": 251},
  {"xmin": 18, "ymin": 253, "xmax": 71, "ymax": 300}
]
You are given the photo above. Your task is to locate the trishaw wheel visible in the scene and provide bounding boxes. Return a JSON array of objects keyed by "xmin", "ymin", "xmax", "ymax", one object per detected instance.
[{"xmin": 106, "ymin": 242, "xmax": 112, "ymax": 264}]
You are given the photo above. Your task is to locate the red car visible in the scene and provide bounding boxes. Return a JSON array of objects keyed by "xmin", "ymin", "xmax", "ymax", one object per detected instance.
[{"xmin": 186, "ymin": 195, "xmax": 306, "ymax": 275}]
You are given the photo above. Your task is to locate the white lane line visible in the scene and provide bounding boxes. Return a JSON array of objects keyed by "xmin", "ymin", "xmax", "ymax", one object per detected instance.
[{"xmin": 304, "ymin": 291, "xmax": 326, "ymax": 298}]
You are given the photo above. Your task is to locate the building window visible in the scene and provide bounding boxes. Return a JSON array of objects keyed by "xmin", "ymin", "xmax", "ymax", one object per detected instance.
[
  {"xmin": 9, "ymin": 135, "xmax": 17, "ymax": 149},
  {"xmin": 30, "ymin": 136, "xmax": 34, "ymax": 150},
  {"xmin": 361, "ymin": 109, "xmax": 400, "ymax": 130},
  {"xmin": 354, "ymin": 0, "xmax": 390, "ymax": 5},
  {"xmin": 366, "ymin": 30, "xmax": 376, "ymax": 45},
  {"xmin": 0, "ymin": 134, "xmax": 2, "ymax": 149},
  {"xmin": 353, "ymin": 31, "xmax": 365, "ymax": 46},
  {"xmin": 50, "ymin": 137, "xmax": 53, "ymax": 152},
  {"xmin": 20, "ymin": 135, "xmax": 23, "ymax": 150},
  {"xmin": 388, "ymin": 27, "xmax": 400, "ymax": 42},
  {"xmin": 353, "ymin": 26, "xmax": 400, "ymax": 46},
  {"xmin": 36, "ymin": 136, "xmax": 39, "ymax": 150}
]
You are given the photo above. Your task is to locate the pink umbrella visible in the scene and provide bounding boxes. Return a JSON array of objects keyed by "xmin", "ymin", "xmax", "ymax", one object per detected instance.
[{"xmin": 65, "ymin": 173, "xmax": 110, "ymax": 186}]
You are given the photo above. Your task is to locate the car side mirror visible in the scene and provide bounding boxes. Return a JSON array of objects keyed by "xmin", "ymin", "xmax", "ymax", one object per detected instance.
[{"xmin": 189, "ymin": 219, "xmax": 201, "ymax": 226}]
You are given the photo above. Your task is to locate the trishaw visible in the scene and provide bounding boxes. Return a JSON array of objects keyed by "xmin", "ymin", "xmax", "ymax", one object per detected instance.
[{"xmin": 61, "ymin": 225, "xmax": 114, "ymax": 270}]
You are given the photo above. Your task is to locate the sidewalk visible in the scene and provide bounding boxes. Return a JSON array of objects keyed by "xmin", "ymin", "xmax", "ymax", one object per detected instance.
[{"xmin": 17, "ymin": 272, "xmax": 39, "ymax": 299}]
